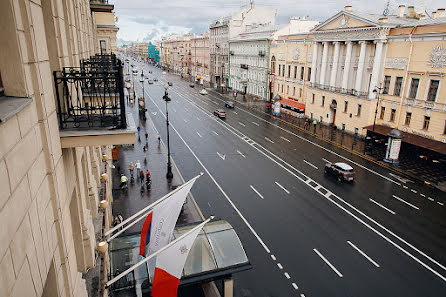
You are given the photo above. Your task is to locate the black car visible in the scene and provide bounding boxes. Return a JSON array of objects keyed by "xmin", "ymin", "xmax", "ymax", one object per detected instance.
[
  {"xmin": 153, "ymin": 78, "xmax": 158, "ymax": 82},
  {"xmin": 225, "ymin": 101, "xmax": 234, "ymax": 108},
  {"xmin": 324, "ymin": 162, "xmax": 355, "ymax": 182},
  {"xmin": 189, "ymin": 83, "xmax": 195, "ymax": 88},
  {"xmin": 213, "ymin": 109, "xmax": 227, "ymax": 119}
]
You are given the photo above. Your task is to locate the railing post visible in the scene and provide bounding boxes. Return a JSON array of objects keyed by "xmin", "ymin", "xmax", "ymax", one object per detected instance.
[
  {"xmin": 117, "ymin": 61, "xmax": 126, "ymax": 128},
  {"xmin": 53, "ymin": 70, "xmax": 64, "ymax": 130}
]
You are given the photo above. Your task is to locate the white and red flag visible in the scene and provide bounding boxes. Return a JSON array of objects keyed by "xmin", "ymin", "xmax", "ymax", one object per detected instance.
[{"xmin": 151, "ymin": 219, "xmax": 207, "ymax": 297}]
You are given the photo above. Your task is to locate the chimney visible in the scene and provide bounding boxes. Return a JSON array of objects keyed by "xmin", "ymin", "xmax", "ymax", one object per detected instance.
[
  {"xmin": 397, "ymin": 5, "xmax": 406, "ymax": 18},
  {"xmin": 437, "ymin": 8, "xmax": 445, "ymax": 18},
  {"xmin": 344, "ymin": 5, "xmax": 353, "ymax": 11},
  {"xmin": 432, "ymin": 11, "xmax": 437, "ymax": 19},
  {"xmin": 379, "ymin": 17, "xmax": 388, "ymax": 23},
  {"xmin": 407, "ymin": 6, "xmax": 416, "ymax": 18}
]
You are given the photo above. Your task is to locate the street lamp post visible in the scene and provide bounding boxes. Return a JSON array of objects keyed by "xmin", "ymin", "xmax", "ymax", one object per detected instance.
[
  {"xmin": 131, "ymin": 64, "xmax": 136, "ymax": 99},
  {"xmin": 370, "ymin": 86, "xmax": 384, "ymax": 155},
  {"xmin": 163, "ymin": 85, "xmax": 173, "ymax": 179},
  {"xmin": 141, "ymin": 70, "xmax": 145, "ymax": 101}
]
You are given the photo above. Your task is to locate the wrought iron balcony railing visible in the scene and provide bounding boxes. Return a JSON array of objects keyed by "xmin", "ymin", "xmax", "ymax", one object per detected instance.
[{"xmin": 53, "ymin": 55, "xmax": 126, "ymax": 130}]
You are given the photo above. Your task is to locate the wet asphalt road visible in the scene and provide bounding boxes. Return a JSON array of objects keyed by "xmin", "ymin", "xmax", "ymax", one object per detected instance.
[{"xmin": 124, "ymin": 57, "xmax": 446, "ymax": 297}]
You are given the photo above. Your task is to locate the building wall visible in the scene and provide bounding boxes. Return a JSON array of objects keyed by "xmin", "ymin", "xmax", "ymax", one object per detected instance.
[
  {"xmin": 93, "ymin": 10, "xmax": 118, "ymax": 53},
  {"xmin": 191, "ymin": 34, "xmax": 210, "ymax": 84},
  {"xmin": 0, "ymin": 1, "xmax": 112, "ymax": 297}
]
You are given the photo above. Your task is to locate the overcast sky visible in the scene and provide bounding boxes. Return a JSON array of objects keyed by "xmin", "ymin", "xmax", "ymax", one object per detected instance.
[{"xmin": 112, "ymin": 0, "xmax": 444, "ymax": 44}]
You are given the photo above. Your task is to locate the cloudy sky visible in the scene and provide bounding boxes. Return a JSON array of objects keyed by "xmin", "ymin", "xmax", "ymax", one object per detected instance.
[{"xmin": 113, "ymin": 0, "xmax": 444, "ymax": 44}]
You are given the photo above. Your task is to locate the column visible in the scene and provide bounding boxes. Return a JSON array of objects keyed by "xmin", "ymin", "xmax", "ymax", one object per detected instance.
[
  {"xmin": 319, "ymin": 42, "xmax": 329, "ymax": 86},
  {"xmin": 329, "ymin": 42, "xmax": 341, "ymax": 88},
  {"xmin": 354, "ymin": 41, "xmax": 368, "ymax": 93},
  {"xmin": 310, "ymin": 42, "xmax": 319, "ymax": 84},
  {"xmin": 368, "ymin": 40, "xmax": 385, "ymax": 99},
  {"xmin": 341, "ymin": 41, "xmax": 353, "ymax": 90}
]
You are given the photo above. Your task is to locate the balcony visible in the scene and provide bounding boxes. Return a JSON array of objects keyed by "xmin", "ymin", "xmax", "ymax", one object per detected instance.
[
  {"xmin": 309, "ymin": 83, "xmax": 368, "ymax": 98},
  {"xmin": 404, "ymin": 98, "xmax": 445, "ymax": 111},
  {"xmin": 240, "ymin": 64, "xmax": 248, "ymax": 70},
  {"xmin": 53, "ymin": 54, "xmax": 136, "ymax": 148},
  {"xmin": 259, "ymin": 51, "xmax": 265, "ymax": 57}
]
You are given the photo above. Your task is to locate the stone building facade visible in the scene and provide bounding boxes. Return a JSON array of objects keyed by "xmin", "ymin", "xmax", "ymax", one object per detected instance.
[
  {"xmin": 91, "ymin": 0, "xmax": 119, "ymax": 54},
  {"xmin": 0, "ymin": 1, "xmax": 134, "ymax": 297},
  {"xmin": 191, "ymin": 33, "xmax": 210, "ymax": 86}
]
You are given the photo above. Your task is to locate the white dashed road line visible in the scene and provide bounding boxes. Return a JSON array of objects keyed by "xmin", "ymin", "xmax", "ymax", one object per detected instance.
[
  {"xmin": 196, "ymin": 132, "xmax": 202, "ymax": 138},
  {"xmin": 252, "ymin": 121, "xmax": 260, "ymax": 126},
  {"xmin": 292, "ymin": 283, "xmax": 298, "ymax": 290},
  {"xmin": 238, "ymin": 121, "xmax": 246, "ymax": 127},
  {"xmin": 212, "ymin": 131, "xmax": 218, "ymax": 136},
  {"xmin": 277, "ymin": 263, "xmax": 283, "ymax": 270},
  {"xmin": 411, "ymin": 189, "xmax": 418, "ymax": 193},
  {"xmin": 265, "ymin": 137, "xmax": 274, "ymax": 143},
  {"xmin": 313, "ymin": 249, "xmax": 343, "ymax": 277},
  {"xmin": 347, "ymin": 241, "xmax": 380, "ymax": 268},
  {"xmin": 393, "ymin": 195, "xmax": 420, "ymax": 210},
  {"xmin": 438, "ymin": 202, "xmax": 444, "ymax": 206},
  {"xmin": 303, "ymin": 159, "xmax": 318, "ymax": 169},
  {"xmin": 281, "ymin": 136, "xmax": 291, "ymax": 142},
  {"xmin": 284, "ymin": 272, "xmax": 290, "ymax": 279},
  {"xmin": 275, "ymin": 182, "xmax": 290, "ymax": 194},
  {"xmin": 250, "ymin": 185, "xmax": 264, "ymax": 199},
  {"xmin": 428, "ymin": 197, "xmax": 434, "ymax": 201},
  {"xmin": 271, "ymin": 255, "xmax": 276, "ymax": 261},
  {"xmin": 420, "ymin": 193, "xmax": 426, "ymax": 197},
  {"xmin": 403, "ymin": 185, "xmax": 408, "ymax": 189},
  {"xmin": 196, "ymin": 117, "xmax": 201, "ymax": 121},
  {"xmin": 237, "ymin": 150, "xmax": 246, "ymax": 158},
  {"xmin": 322, "ymin": 158, "xmax": 331, "ymax": 163},
  {"xmin": 369, "ymin": 198, "xmax": 396, "ymax": 215}
]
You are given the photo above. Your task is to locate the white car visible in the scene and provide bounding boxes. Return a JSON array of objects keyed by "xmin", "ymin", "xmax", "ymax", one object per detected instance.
[{"xmin": 139, "ymin": 77, "xmax": 144, "ymax": 82}]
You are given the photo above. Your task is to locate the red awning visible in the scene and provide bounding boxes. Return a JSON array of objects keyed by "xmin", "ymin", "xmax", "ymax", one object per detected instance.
[
  {"xmin": 281, "ymin": 98, "xmax": 305, "ymax": 110},
  {"xmin": 364, "ymin": 125, "xmax": 446, "ymax": 155}
]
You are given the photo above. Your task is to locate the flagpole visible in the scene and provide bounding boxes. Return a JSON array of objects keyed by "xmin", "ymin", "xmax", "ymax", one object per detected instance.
[
  {"xmin": 106, "ymin": 216, "xmax": 214, "ymax": 288},
  {"xmin": 105, "ymin": 172, "xmax": 203, "ymax": 236},
  {"xmin": 107, "ymin": 209, "xmax": 152, "ymax": 242}
]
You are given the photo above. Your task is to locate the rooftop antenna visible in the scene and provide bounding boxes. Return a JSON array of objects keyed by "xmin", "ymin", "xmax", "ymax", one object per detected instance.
[{"xmin": 383, "ymin": 0, "xmax": 390, "ymax": 16}]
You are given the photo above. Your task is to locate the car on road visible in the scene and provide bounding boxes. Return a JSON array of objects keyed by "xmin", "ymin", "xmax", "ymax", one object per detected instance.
[
  {"xmin": 148, "ymin": 79, "xmax": 153, "ymax": 84},
  {"xmin": 324, "ymin": 162, "xmax": 355, "ymax": 182},
  {"xmin": 153, "ymin": 78, "xmax": 158, "ymax": 82},
  {"xmin": 200, "ymin": 89, "xmax": 208, "ymax": 95},
  {"xmin": 213, "ymin": 109, "xmax": 227, "ymax": 119},
  {"xmin": 225, "ymin": 101, "xmax": 234, "ymax": 108},
  {"xmin": 189, "ymin": 83, "xmax": 195, "ymax": 88},
  {"xmin": 139, "ymin": 77, "xmax": 144, "ymax": 82}
]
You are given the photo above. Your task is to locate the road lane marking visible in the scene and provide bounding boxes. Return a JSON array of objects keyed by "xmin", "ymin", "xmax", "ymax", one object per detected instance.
[
  {"xmin": 428, "ymin": 197, "xmax": 434, "ymax": 201},
  {"xmin": 403, "ymin": 185, "xmax": 408, "ymax": 189},
  {"xmin": 277, "ymin": 263, "xmax": 283, "ymax": 270},
  {"xmin": 146, "ymin": 92, "xmax": 271, "ymax": 254},
  {"xmin": 420, "ymin": 193, "xmax": 426, "ymax": 197},
  {"xmin": 369, "ymin": 199, "xmax": 396, "ymax": 215},
  {"xmin": 233, "ymin": 111, "xmax": 238, "ymax": 114},
  {"xmin": 196, "ymin": 117, "xmax": 201, "ymax": 121},
  {"xmin": 196, "ymin": 132, "xmax": 202, "ymax": 138},
  {"xmin": 264, "ymin": 137, "xmax": 274, "ymax": 143},
  {"xmin": 217, "ymin": 152, "xmax": 226, "ymax": 160},
  {"xmin": 300, "ymin": 294, "xmax": 305, "ymax": 297},
  {"xmin": 212, "ymin": 131, "xmax": 218, "ymax": 136},
  {"xmin": 292, "ymin": 283, "xmax": 298, "ymax": 290},
  {"xmin": 271, "ymin": 255, "xmax": 276, "ymax": 261},
  {"xmin": 411, "ymin": 189, "xmax": 418, "ymax": 193},
  {"xmin": 238, "ymin": 121, "xmax": 246, "ymax": 127},
  {"xmin": 201, "ymin": 101, "xmax": 209, "ymax": 105},
  {"xmin": 280, "ymin": 136, "xmax": 291, "ymax": 143},
  {"xmin": 284, "ymin": 272, "xmax": 290, "ymax": 279},
  {"xmin": 313, "ymin": 249, "xmax": 343, "ymax": 277},
  {"xmin": 237, "ymin": 150, "xmax": 246, "ymax": 158},
  {"xmin": 393, "ymin": 195, "xmax": 419, "ymax": 210},
  {"xmin": 184, "ymin": 119, "xmax": 188, "ymax": 123},
  {"xmin": 322, "ymin": 158, "xmax": 331, "ymax": 163},
  {"xmin": 275, "ymin": 182, "xmax": 290, "ymax": 194},
  {"xmin": 347, "ymin": 241, "xmax": 380, "ymax": 268},
  {"xmin": 252, "ymin": 121, "xmax": 259, "ymax": 126},
  {"xmin": 438, "ymin": 202, "xmax": 444, "ymax": 206},
  {"xmin": 250, "ymin": 185, "xmax": 264, "ymax": 199},
  {"xmin": 303, "ymin": 160, "xmax": 318, "ymax": 169}
]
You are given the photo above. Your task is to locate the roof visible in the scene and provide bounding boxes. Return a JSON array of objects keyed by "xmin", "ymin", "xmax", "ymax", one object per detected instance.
[
  {"xmin": 334, "ymin": 162, "xmax": 354, "ymax": 170},
  {"xmin": 230, "ymin": 24, "xmax": 283, "ymax": 42}
]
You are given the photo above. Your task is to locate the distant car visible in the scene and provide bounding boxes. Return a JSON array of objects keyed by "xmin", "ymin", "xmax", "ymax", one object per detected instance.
[
  {"xmin": 200, "ymin": 89, "xmax": 208, "ymax": 95},
  {"xmin": 213, "ymin": 109, "xmax": 226, "ymax": 119},
  {"xmin": 189, "ymin": 83, "xmax": 195, "ymax": 88},
  {"xmin": 148, "ymin": 79, "xmax": 154, "ymax": 84},
  {"xmin": 153, "ymin": 77, "xmax": 158, "ymax": 82},
  {"xmin": 168, "ymin": 81, "xmax": 173, "ymax": 86},
  {"xmin": 324, "ymin": 162, "xmax": 355, "ymax": 182},
  {"xmin": 225, "ymin": 101, "xmax": 234, "ymax": 108},
  {"xmin": 139, "ymin": 77, "xmax": 144, "ymax": 82}
]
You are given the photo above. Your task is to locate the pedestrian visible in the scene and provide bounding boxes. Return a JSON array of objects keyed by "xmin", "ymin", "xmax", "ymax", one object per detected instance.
[
  {"xmin": 135, "ymin": 160, "xmax": 141, "ymax": 176},
  {"xmin": 157, "ymin": 133, "xmax": 161, "ymax": 144},
  {"xmin": 139, "ymin": 170, "xmax": 144, "ymax": 183},
  {"xmin": 143, "ymin": 145, "xmax": 147, "ymax": 153},
  {"xmin": 313, "ymin": 119, "xmax": 318, "ymax": 133},
  {"xmin": 128, "ymin": 161, "xmax": 134, "ymax": 176},
  {"xmin": 145, "ymin": 132, "xmax": 148, "ymax": 139},
  {"xmin": 145, "ymin": 169, "xmax": 151, "ymax": 181}
]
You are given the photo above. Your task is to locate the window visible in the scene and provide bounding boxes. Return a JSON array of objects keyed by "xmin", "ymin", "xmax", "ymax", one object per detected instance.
[
  {"xmin": 357, "ymin": 104, "xmax": 362, "ymax": 116},
  {"xmin": 287, "ymin": 85, "xmax": 289, "ymax": 94},
  {"xmin": 423, "ymin": 116, "xmax": 430, "ymax": 130},
  {"xmin": 427, "ymin": 80, "xmax": 439, "ymax": 102},
  {"xmin": 294, "ymin": 66, "xmax": 298, "ymax": 79},
  {"xmin": 444, "ymin": 121, "xmax": 446, "ymax": 135},
  {"xmin": 405, "ymin": 112, "xmax": 411, "ymax": 126},
  {"xmin": 271, "ymin": 56, "xmax": 276, "ymax": 74},
  {"xmin": 383, "ymin": 76, "xmax": 391, "ymax": 94},
  {"xmin": 293, "ymin": 87, "xmax": 296, "ymax": 96},
  {"xmin": 409, "ymin": 78, "xmax": 419, "ymax": 99},
  {"xmin": 100, "ymin": 40, "xmax": 107, "ymax": 54},
  {"xmin": 281, "ymin": 84, "xmax": 284, "ymax": 93},
  {"xmin": 344, "ymin": 101, "xmax": 348, "ymax": 113},
  {"xmin": 307, "ymin": 67, "xmax": 312, "ymax": 80},
  {"xmin": 321, "ymin": 96, "xmax": 325, "ymax": 106},
  {"xmin": 355, "ymin": 128, "xmax": 359, "ymax": 135},
  {"xmin": 311, "ymin": 93, "xmax": 315, "ymax": 104},
  {"xmin": 390, "ymin": 109, "xmax": 396, "ymax": 122},
  {"xmin": 379, "ymin": 107, "xmax": 385, "ymax": 120},
  {"xmin": 300, "ymin": 67, "xmax": 305, "ymax": 80},
  {"xmin": 299, "ymin": 88, "xmax": 302, "ymax": 97},
  {"xmin": 288, "ymin": 65, "xmax": 291, "ymax": 78},
  {"xmin": 342, "ymin": 124, "xmax": 346, "ymax": 130},
  {"xmin": 394, "ymin": 77, "xmax": 403, "ymax": 96}
]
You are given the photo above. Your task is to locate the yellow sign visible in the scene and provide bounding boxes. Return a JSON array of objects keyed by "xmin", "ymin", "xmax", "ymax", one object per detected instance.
[{"xmin": 197, "ymin": 75, "xmax": 202, "ymax": 79}]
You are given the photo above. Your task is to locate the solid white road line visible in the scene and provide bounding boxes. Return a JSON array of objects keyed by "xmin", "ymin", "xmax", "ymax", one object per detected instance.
[
  {"xmin": 238, "ymin": 121, "xmax": 246, "ymax": 127},
  {"xmin": 322, "ymin": 158, "xmax": 331, "ymax": 163},
  {"xmin": 347, "ymin": 241, "xmax": 380, "ymax": 268},
  {"xmin": 284, "ymin": 272, "xmax": 290, "ymax": 279},
  {"xmin": 237, "ymin": 150, "xmax": 246, "ymax": 158},
  {"xmin": 369, "ymin": 199, "xmax": 396, "ymax": 215},
  {"xmin": 264, "ymin": 137, "xmax": 274, "ymax": 143},
  {"xmin": 275, "ymin": 182, "xmax": 290, "ymax": 194},
  {"xmin": 277, "ymin": 263, "xmax": 283, "ymax": 270},
  {"xmin": 313, "ymin": 249, "xmax": 343, "ymax": 277},
  {"xmin": 271, "ymin": 255, "xmax": 276, "ymax": 261},
  {"xmin": 196, "ymin": 132, "xmax": 202, "ymax": 138},
  {"xmin": 292, "ymin": 283, "xmax": 298, "ymax": 290},
  {"xmin": 393, "ymin": 195, "xmax": 420, "ymax": 210},
  {"xmin": 250, "ymin": 185, "xmax": 264, "ymax": 199},
  {"xmin": 233, "ymin": 111, "xmax": 238, "ymax": 114},
  {"xmin": 280, "ymin": 136, "xmax": 291, "ymax": 142},
  {"xmin": 252, "ymin": 121, "xmax": 260, "ymax": 126},
  {"xmin": 303, "ymin": 159, "xmax": 318, "ymax": 169},
  {"xmin": 146, "ymin": 92, "xmax": 271, "ymax": 254},
  {"xmin": 212, "ymin": 131, "xmax": 218, "ymax": 136}
]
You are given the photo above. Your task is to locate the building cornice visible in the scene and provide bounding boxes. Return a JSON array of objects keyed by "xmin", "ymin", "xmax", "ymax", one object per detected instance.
[{"xmin": 314, "ymin": 27, "xmax": 390, "ymax": 42}]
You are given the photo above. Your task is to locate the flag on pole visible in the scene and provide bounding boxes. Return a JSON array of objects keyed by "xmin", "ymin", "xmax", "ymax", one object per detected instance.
[
  {"xmin": 151, "ymin": 220, "xmax": 205, "ymax": 297},
  {"xmin": 139, "ymin": 179, "xmax": 196, "ymax": 256}
]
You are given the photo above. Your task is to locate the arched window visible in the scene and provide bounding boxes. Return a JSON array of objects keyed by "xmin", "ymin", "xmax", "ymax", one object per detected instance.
[{"xmin": 271, "ymin": 56, "xmax": 276, "ymax": 74}]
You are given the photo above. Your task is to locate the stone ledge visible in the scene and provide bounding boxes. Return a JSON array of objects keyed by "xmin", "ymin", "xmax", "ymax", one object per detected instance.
[{"xmin": 0, "ymin": 96, "xmax": 33, "ymax": 124}]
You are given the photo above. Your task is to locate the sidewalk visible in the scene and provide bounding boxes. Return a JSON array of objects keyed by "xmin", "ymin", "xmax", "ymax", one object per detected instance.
[{"xmin": 207, "ymin": 88, "xmax": 446, "ymax": 191}]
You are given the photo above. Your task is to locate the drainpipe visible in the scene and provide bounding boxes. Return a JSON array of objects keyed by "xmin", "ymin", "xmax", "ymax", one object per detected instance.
[
  {"xmin": 302, "ymin": 37, "xmax": 309, "ymax": 110},
  {"xmin": 395, "ymin": 26, "xmax": 416, "ymax": 129}
]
